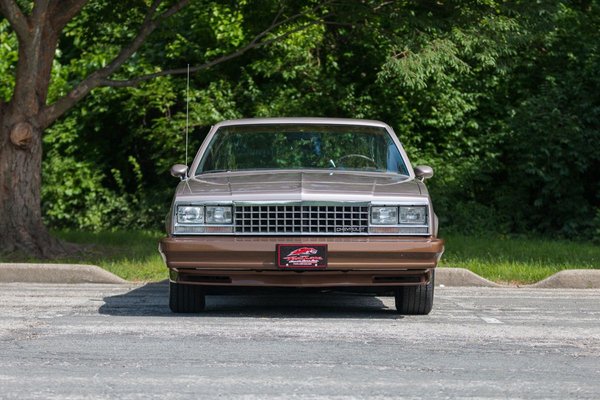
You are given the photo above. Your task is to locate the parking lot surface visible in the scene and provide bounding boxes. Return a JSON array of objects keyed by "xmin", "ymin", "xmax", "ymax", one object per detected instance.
[{"xmin": 1, "ymin": 282, "xmax": 599, "ymax": 399}]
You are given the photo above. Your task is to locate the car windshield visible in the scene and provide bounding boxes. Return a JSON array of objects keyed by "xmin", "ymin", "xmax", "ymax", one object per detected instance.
[{"xmin": 196, "ymin": 124, "xmax": 409, "ymax": 175}]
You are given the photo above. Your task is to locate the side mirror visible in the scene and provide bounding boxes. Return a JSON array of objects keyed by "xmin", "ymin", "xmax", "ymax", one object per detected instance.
[
  {"xmin": 170, "ymin": 164, "xmax": 188, "ymax": 180},
  {"xmin": 414, "ymin": 165, "xmax": 433, "ymax": 181}
]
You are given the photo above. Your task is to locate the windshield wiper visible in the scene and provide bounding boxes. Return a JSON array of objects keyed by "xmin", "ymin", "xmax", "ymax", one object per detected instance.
[{"xmin": 195, "ymin": 169, "xmax": 230, "ymax": 176}]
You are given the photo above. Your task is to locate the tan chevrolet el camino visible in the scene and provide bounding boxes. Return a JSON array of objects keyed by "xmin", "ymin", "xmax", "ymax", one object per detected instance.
[{"xmin": 159, "ymin": 118, "xmax": 444, "ymax": 314}]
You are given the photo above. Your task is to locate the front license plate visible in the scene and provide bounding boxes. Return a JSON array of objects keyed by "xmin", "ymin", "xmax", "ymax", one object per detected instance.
[{"xmin": 277, "ymin": 244, "xmax": 328, "ymax": 269}]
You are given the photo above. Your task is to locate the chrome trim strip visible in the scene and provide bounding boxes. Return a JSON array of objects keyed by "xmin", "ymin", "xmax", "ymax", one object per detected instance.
[
  {"xmin": 171, "ymin": 231, "xmax": 431, "ymax": 236},
  {"xmin": 234, "ymin": 201, "xmax": 371, "ymax": 207}
]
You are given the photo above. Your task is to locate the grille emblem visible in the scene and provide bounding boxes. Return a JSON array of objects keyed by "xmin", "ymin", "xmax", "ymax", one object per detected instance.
[{"xmin": 335, "ymin": 226, "xmax": 367, "ymax": 233}]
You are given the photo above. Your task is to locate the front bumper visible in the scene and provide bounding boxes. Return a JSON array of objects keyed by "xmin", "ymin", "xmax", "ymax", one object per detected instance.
[{"xmin": 159, "ymin": 236, "xmax": 444, "ymax": 288}]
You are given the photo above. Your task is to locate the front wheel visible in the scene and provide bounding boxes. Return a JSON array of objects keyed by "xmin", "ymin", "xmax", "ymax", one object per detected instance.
[
  {"xmin": 169, "ymin": 282, "xmax": 206, "ymax": 313},
  {"xmin": 394, "ymin": 271, "xmax": 434, "ymax": 315}
]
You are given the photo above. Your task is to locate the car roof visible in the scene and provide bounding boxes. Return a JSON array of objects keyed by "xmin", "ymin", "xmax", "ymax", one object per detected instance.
[{"xmin": 213, "ymin": 117, "xmax": 392, "ymax": 130}]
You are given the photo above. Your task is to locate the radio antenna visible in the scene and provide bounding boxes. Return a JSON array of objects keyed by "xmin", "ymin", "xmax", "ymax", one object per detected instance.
[{"xmin": 185, "ymin": 63, "xmax": 190, "ymax": 166}]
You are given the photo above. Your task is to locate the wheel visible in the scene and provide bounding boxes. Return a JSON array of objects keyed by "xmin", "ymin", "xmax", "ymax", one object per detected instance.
[
  {"xmin": 394, "ymin": 271, "xmax": 434, "ymax": 315},
  {"xmin": 169, "ymin": 281, "xmax": 206, "ymax": 313}
]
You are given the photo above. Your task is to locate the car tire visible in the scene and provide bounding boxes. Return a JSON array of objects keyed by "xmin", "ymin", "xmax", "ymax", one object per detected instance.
[
  {"xmin": 169, "ymin": 282, "xmax": 206, "ymax": 313},
  {"xmin": 394, "ymin": 271, "xmax": 434, "ymax": 315}
]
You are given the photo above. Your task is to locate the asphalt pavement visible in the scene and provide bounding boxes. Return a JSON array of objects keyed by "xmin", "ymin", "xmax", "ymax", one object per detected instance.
[{"xmin": 1, "ymin": 282, "xmax": 599, "ymax": 399}]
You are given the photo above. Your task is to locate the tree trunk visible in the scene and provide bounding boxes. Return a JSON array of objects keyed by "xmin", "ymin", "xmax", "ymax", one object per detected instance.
[
  {"xmin": 0, "ymin": 0, "xmax": 76, "ymax": 258},
  {"xmin": 0, "ymin": 109, "xmax": 65, "ymax": 258}
]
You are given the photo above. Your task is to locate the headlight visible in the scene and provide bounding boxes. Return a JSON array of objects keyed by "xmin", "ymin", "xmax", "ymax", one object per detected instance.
[
  {"xmin": 205, "ymin": 206, "xmax": 233, "ymax": 224},
  {"xmin": 399, "ymin": 206, "xmax": 427, "ymax": 225},
  {"xmin": 371, "ymin": 206, "xmax": 398, "ymax": 225},
  {"xmin": 177, "ymin": 206, "xmax": 204, "ymax": 224}
]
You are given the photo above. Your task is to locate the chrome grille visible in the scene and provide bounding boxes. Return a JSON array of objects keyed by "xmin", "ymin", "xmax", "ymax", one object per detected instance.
[{"xmin": 234, "ymin": 205, "xmax": 369, "ymax": 234}]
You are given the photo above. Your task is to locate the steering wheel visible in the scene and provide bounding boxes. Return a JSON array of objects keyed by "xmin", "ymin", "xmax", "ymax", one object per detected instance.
[{"xmin": 337, "ymin": 154, "xmax": 377, "ymax": 168}]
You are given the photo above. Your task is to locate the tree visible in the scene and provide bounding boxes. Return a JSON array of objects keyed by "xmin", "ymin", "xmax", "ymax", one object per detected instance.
[{"xmin": 0, "ymin": 0, "xmax": 330, "ymax": 257}]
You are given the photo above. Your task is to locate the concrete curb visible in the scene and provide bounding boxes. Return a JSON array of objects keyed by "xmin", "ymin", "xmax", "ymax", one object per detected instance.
[
  {"xmin": 436, "ymin": 267, "xmax": 600, "ymax": 289},
  {"xmin": 436, "ymin": 267, "xmax": 502, "ymax": 287},
  {"xmin": 0, "ymin": 263, "xmax": 127, "ymax": 284},
  {"xmin": 527, "ymin": 269, "xmax": 600, "ymax": 289}
]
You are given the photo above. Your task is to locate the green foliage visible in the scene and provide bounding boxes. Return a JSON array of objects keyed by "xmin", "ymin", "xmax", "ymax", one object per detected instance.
[
  {"xmin": 372, "ymin": 0, "xmax": 599, "ymax": 238},
  {"xmin": 496, "ymin": 2, "xmax": 600, "ymax": 236},
  {"xmin": 2, "ymin": 0, "xmax": 598, "ymax": 238},
  {"xmin": 0, "ymin": 19, "xmax": 17, "ymax": 101},
  {"xmin": 42, "ymin": 150, "xmax": 167, "ymax": 231}
]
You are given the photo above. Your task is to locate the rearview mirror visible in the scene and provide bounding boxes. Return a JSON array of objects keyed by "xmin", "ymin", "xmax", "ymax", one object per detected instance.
[
  {"xmin": 170, "ymin": 164, "xmax": 188, "ymax": 180},
  {"xmin": 414, "ymin": 165, "xmax": 434, "ymax": 181}
]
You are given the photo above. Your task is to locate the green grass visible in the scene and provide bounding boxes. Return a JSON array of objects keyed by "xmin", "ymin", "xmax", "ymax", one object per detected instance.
[
  {"xmin": 440, "ymin": 232, "xmax": 600, "ymax": 284},
  {"xmin": 51, "ymin": 230, "xmax": 167, "ymax": 282},
  {"xmin": 4, "ymin": 231, "xmax": 599, "ymax": 284}
]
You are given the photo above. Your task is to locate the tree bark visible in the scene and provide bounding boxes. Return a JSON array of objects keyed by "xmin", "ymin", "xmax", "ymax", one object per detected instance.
[
  {"xmin": 0, "ymin": 111, "xmax": 65, "ymax": 257},
  {"xmin": 0, "ymin": 0, "xmax": 71, "ymax": 258}
]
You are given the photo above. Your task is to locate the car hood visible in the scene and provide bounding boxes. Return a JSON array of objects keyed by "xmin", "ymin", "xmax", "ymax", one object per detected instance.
[{"xmin": 176, "ymin": 171, "xmax": 425, "ymax": 203}]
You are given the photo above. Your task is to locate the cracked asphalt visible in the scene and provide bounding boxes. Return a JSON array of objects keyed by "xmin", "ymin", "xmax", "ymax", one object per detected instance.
[{"xmin": 1, "ymin": 282, "xmax": 599, "ymax": 399}]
